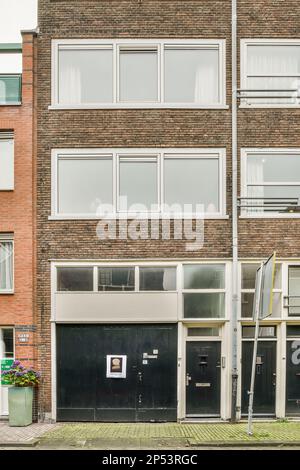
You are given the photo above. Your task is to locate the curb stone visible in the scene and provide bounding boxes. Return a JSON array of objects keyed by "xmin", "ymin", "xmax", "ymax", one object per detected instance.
[
  {"xmin": 0, "ymin": 438, "xmax": 39, "ymax": 447},
  {"xmin": 187, "ymin": 439, "xmax": 300, "ymax": 447}
]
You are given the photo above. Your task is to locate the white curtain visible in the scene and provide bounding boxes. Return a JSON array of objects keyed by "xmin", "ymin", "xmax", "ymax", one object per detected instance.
[
  {"xmin": 162, "ymin": 269, "xmax": 175, "ymax": 291},
  {"xmin": 194, "ymin": 64, "xmax": 217, "ymax": 104},
  {"xmin": 248, "ymin": 47, "xmax": 300, "ymax": 104},
  {"xmin": 60, "ymin": 65, "xmax": 81, "ymax": 104},
  {"xmin": 0, "ymin": 242, "xmax": 13, "ymax": 290},
  {"xmin": 247, "ymin": 157, "xmax": 264, "ymax": 213}
]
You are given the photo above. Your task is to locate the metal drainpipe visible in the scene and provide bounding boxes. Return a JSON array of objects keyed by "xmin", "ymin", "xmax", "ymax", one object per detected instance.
[{"xmin": 231, "ymin": 0, "xmax": 239, "ymax": 422}]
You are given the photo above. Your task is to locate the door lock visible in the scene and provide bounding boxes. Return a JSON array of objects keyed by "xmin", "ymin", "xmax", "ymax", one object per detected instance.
[
  {"xmin": 138, "ymin": 371, "xmax": 143, "ymax": 382},
  {"xmin": 186, "ymin": 374, "xmax": 192, "ymax": 386}
]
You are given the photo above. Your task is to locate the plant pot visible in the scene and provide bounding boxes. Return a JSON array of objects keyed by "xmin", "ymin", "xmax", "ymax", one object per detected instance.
[{"xmin": 8, "ymin": 386, "xmax": 33, "ymax": 426}]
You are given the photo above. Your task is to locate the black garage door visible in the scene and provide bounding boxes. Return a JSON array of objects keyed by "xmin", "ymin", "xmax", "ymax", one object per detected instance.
[{"xmin": 56, "ymin": 324, "xmax": 177, "ymax": 422}]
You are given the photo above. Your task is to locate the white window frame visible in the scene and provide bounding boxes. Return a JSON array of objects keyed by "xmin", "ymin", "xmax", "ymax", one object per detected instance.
[
  {"xmin": 241, "ymin": 39, "xmax": 300, "ymax": 108},
  {"xmin": 51, "ymin": 39, "xmax": 227, "ymax": 109},
  {"xmin": 0, "ymin": 327, "xmax": 15, "ymax": 358},
  {"xmin": 181, "ymin": 262, "xmax": 229, "ymax": 321},
  {"xmin": 0, "ymin": 132, "xmax": 14, "ymax": 191},
  {"xmin": 51, "ymin": 148, "xmax": 226, "ymax": 219},
  {"xmin": 241, "ymin": 148, "xmax": 300, "ymax": 218},
  {"xmin": 0, "ymin": 234, "xmax": 14, "ymax": 294}
]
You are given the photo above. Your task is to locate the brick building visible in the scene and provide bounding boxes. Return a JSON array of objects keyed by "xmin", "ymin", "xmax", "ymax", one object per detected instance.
[
  {"xmin": 0, "ymin": 32, "xmax": 36, "ymax": 416},
  {"xmin": 36, "ymin": 0, "xmax": 300, "ymax": 422}
]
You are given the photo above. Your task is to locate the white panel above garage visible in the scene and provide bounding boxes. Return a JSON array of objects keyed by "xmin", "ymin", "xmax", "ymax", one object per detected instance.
[{"xmin": 54, "ymin": 292, "xmax": 178, "ymax": 322}]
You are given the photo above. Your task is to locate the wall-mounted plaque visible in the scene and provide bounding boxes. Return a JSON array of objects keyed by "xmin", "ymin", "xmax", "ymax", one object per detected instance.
[{"xmin": 106, "ymin": 355, "xmax": 127, "ymax": 378}]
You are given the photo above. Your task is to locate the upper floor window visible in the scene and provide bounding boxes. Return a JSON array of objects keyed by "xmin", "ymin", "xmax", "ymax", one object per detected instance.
[
  {"xmin": 241, "ymin": 149, "xmax": 300, "ymax": 216},
  {"xmin": 52, "ymin": 39, "xmax": 226, "ymax": 108},
  {"xmin": 0, "ymin": 234, "xmax": 14, "ymax": 293},
  {"xmin": 288, "ymin": 266, "xmax": 300, "ymax": 317},
  {"xmin": 0, "ymin": 132, "xmax": 14, "ymax": 190},
  {"xmin": 0, "ymin": 51, "xmax": 22, "ymax": 105},
  {"xmin": 241, "ymin": 40, "xmax": 300, "ymax": 107},
  {"xmin": 52, "ymin": 148, "xmax": 226, "ymax": 218}
]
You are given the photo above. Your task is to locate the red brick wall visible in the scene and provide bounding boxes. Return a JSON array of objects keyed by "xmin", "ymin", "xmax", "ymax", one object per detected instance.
[{"xmin": 0, "ymin": 33, "xmax": 36, "ymax": 371}]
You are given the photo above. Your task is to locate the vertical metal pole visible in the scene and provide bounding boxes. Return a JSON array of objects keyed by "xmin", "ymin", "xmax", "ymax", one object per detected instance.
[
  {"xmin": 247, "ymin": 264, "xmax": 263, "ymax": 435},
  {"xmin": 231, "ymin": 0, "xmax": 239, "ymax": 422}
]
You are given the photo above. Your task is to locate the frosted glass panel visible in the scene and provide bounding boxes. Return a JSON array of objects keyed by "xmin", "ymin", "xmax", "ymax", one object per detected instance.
[
  {"xmin": 0, "ymin": 241, "xmax": 13, "ymax": 291},
  {"xmin": 0, "ymin": 139, "xmax": 14, "ymax": 190},
  {"xmin": 58, "ymin": 158, "xmax": 113, "ymax": 214},
  {"xmin": 119, "ymin": 159, "xmax": 158, "ymax": 210},
  {"xmin": 164, "ymin": 48, "xmax": 219, "ymax": 103},
  {"xmin": 119, "ymin": 50, "xmax": 158, "ymax": 101},
  {"xmin": 164, "ymin": 158, "xmax": 219, "ymax": 212},
  {"xmin": 184, "ymin": 264, "xmax": 225, "ymax": 289},
  {"xmin": 184, "ymin": 293, "xmax": 225, "ymax": 318},
  {"xmin": 58, "ymin": 48, "xmax": 113, "ymax": 104}
]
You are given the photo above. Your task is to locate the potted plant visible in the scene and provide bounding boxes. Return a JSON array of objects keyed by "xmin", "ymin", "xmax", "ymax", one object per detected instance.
[{"xmin": 1, "ymin": 360, "xmax": 40, "ymax": 426}]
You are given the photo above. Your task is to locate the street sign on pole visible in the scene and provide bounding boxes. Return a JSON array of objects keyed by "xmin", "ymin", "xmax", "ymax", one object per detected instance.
[{"xmin": 247, "ymin": 252, "xmax": 276, "ymax": 435}]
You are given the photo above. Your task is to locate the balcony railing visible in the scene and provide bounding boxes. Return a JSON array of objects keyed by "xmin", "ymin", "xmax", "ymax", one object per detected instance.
[
  {"xmin": 284, "ymin": 296, "xmax": 300, "ymax": 316},
  {"xmin": 238, "ymin": 197, "xmax": 300, "ymax": 214},
  {"xmin": 0, "ymin": 74, "xmax": 21, "ymax": 104}
]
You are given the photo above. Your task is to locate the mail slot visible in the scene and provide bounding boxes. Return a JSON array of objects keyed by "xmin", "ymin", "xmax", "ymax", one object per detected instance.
[{"xmin": 196, "ymin": 383, "xmax": 211, "ymax": 387}]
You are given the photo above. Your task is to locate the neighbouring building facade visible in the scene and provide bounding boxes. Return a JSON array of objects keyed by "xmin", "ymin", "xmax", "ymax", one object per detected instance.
[
  {"xmin": 37, "ymin": 0, "xmax": 300, "ymax": 422},
  {"xmin": 0, "ymin": 32, "xmax": 36, "ymax": 417}
]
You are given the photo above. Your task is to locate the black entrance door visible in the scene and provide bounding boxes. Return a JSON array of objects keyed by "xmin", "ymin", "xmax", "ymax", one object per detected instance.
[
  {"xmin": 186, "ymin": 341, "xmax": 221, "ymax": 416},
  {"xmin": 286, "ymin": 340, "xmax": 300, "ymax": 415},
  {"xmin": 242, "ymin": 341, "xmax": 276, "ymax": 415},
  {"xmin": 56, "ymin": 324, "xmax": 177, "ymax": 422}
]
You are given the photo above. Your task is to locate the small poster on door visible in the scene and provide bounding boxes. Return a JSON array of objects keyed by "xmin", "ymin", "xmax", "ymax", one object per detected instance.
[{"xmin": 106, "ymin": 355, "xmax": 127, "ymax": 378}]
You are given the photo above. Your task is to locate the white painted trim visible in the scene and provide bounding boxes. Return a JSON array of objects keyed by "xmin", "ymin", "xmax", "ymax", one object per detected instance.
[
  {"xmin": 51, "ymin": 322, "xmax": 56, "ymax": 421},
  {"xmin": 51, "ymin": 39, "xmax": 227, "ymax": 108},
  {"xmin": 51, "ymin": 147, "xmax": 227, "ymax": 219},
  {"xmin": 240, "ymin": 39, "xmax": 300, "ymax": 109}
]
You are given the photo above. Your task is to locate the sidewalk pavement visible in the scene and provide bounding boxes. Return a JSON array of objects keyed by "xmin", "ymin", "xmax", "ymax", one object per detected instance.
[
  {"xmin": 0, "ymin": 421, "xmax": 59, "ymax": 447},
  {"xmin": 1, "ymin": 421, "xmax": 300, "ymax": 449}
]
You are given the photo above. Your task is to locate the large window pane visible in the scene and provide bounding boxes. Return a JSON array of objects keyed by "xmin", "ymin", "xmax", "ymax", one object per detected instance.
[
  {"xmin": 242, "ymin": 264, "xmax": 259, "ymax": 289},
  {"xmin": 246, "ymin": 185, "xmax": 300, "ymax": 212},
  {"xmin": 139, "ymin": 267, "xmax": 176, "ymax": 291},
  {"xmin": 119, "ymin": 49, "xmax": 158, "ymax": 102},
  {"xmin": 164, "ymin": 157, "xmax": 219, "ymax": 212},
  {"xmin": 0, "ymin": 241, "xmax": 13, "ymax": 291},
  {"xmin": 164, "ymin": 48, "xmax": 219, "ymax": 103},
  {"xmin": 0, "ymin": 75, "xmax": 21, "ymax": 104},
  {"xmin": 0, "ymin": 328, "xmax": 14, "ymax": 358},
  {"xmin": 0, "ymin": 138, "xmax": 14, "ymax": 190},
  {"xmin": 119, "ymin": 158, "xmax": 158, "ymax": 211},
  {"xmin": 184, "ymin": 264, "xmax": 225, "ymax": 289},
  {"xmin": 184, "ymin": 293, "xmax": 225, "ymax": 318},
  {"xmin": 98, "ymin": 267, "xmax": 135, "ymax": 291},
  {"xmin": 247, "ymin": 154, "xmax": 300, "ymax": 183},
  {"xmin": 57, "ymin": 267, "xmax": 93, "ymax": 291},
  {"xmin": 246, "ymin": 77, "xmax": 300, "ymax": 105},
  {"xmin": 241, "ymin": 292, "xmax": 281, "ymax": 318},
  {"xmin": 58, "ymin": 157, "xmax": 113, "ymax": 214},
  {"xmin": 58, "ymin": 48, "xmax": 113, "ymax": 104},
  {"xmin": 248, "ymin": 45, "xmax": 300, "ymax": 75},
  {"xmin": 289, "ymin": 267, "xmax": 300, "ymax": 316}
]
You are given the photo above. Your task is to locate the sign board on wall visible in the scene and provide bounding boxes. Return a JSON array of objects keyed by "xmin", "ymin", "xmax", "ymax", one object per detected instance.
[
  {"xmin": 1, "ymin": 359, "xmax": 13, "ymax": 385},
  {"xmin": 106, "ymin": 355, "xmax": 127, "ymax": 378}
]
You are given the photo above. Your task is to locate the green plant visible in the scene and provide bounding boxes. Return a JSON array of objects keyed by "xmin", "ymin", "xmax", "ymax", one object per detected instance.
[{"xmin": 1, "ymin": 360, "xmax": 40, "ymax": 387}]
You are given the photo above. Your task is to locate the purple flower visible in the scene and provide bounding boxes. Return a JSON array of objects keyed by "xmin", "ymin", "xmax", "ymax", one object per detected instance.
[{"xmin": 13, "ymin": 360, "xmax": 20, "ymax": 367}]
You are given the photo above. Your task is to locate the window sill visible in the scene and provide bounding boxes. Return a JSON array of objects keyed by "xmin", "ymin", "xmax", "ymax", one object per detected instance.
[
  {"xmin": 48, "ymin": 214, "xmax": 230, "ymax": 221},
  {"xmin": 48, "ymin": 104, "xmax": 229, "ymax": 110},
  {"xmin": 0, "ymin": 290, "xmax": 14, "ymax": 295},
  {"xmin": 239, "ymin": 104, "xmax": 300, "ymax": 109},
  {"xmin": 0, "ymin": 102, "xmax": 21, "ymax": 107},
  {"xmin": 239, "ymin": 214, "xmax": 300, "ymax": 219}
]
